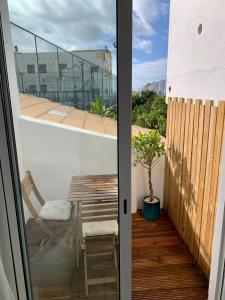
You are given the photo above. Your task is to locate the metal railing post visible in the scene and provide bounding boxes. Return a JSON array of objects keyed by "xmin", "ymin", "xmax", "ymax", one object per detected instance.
[
  {"xmin": 102, "ymin": 71, "xmax": 104, "ymax": 99},
  {"xmin": 56, "ymin": 47, "xmax": 61, "ymax": 103},
  {"xmin": 90, "ymin": 65, "xmax": 94, "ymax": 102},
  {"xmin": 109, "ymin": 73, "xmax": 112, "ymax": 105},
  {"xmin": 97, "ymin": 69, "xmax": 99, "ymax": 98},
  {"xmin": 81, "ymin": 61, "xmax": 84, "ymax": 109},
  {"xmin": 34, "ymin": 35, "xmax": 41, "ymax": 95},
  {"xmin": 72, "ymin": 54, "xmax": 76, "ymax": 107},
  {"xmin": 106, "ymin": 72, "xmax": 108, "ymax": 105}
]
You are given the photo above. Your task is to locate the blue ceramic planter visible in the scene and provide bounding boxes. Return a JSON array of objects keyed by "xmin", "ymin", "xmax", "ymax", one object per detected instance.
[{"xmin": 142, "ymin": 196, "xmax": 160, "ymax": 220}]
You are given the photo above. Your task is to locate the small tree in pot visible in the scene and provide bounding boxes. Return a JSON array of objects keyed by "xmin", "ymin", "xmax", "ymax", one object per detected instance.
[{"xmin": 132, "ymin": 130, "xmax": 165, "ymax": 220}]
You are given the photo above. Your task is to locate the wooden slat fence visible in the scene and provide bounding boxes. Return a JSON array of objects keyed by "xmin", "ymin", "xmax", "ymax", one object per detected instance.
[{"xmin": 164, "ymin": 98, "xmax": 225, "ymax": 278}]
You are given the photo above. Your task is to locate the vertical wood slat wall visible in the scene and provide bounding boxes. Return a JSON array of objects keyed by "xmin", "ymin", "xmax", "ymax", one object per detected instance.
[{"xmin": 164, "ymin": 97, "xmax": 225, "ymax": 278}]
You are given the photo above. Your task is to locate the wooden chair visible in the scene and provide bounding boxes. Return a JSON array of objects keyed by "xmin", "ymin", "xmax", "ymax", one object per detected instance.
[
  {"xmin": 21, "ymin": 170, "xmax": 74, "ymax": 256},
  {"xmin": 79, "ymin": 199, "xmax": 119, "ymax": 296}
]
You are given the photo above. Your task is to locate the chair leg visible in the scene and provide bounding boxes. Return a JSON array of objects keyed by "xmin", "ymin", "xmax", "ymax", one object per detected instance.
[
  {"xmin": 54, "ymin": 226, "xmax": 75, "ymax": 257},
  {"xmin": 76, "ymin": 217, "xmax": 80, "ymax": 268},
  {"xmin": 113, "ymin": 236, "xmax": 119, "ymax": 290},
  {"xmin": 76, "ymin": 204, "xmax": 81, "ymax": 268},
  {"xmin": 40, "ymin": 237, "xmax": 46, "ymax": 251},
  {"xmin": 69, "ymin": 233, "xmax": 74, "ymax": 250},
  {"xmin": 33, "ymin": 238, "xmax": 53, "ymax": 259},
  {"xmin": 83, "ymin": 245, "xmax": 88, "ymax": 296}
]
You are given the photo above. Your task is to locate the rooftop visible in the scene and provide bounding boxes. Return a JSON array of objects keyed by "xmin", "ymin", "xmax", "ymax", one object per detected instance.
[{"xmin": 19, "ymin": 93, "xmax": 149, "ymax": 137}]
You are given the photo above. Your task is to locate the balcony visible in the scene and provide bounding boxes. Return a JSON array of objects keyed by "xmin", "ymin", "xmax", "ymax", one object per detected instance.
[
  {"xmin": 132, "ymin": 211, "xmax": 208, "ymax": 300},
  {"xmin": 25, "ymin": 210, "xmax": 209, "ymax": 300},
  {"xmin": 15, "ymin": 92, "xmax": 211, "ymax": 299}
]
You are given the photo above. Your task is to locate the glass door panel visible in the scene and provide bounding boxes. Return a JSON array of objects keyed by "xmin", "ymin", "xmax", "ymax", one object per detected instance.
[{"xmin": 8, "ymin": 1, "xmax": 118, "ymax": 298}]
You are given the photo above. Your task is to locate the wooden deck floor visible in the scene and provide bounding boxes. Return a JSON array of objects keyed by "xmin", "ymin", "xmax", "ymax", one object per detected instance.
[
  {"xmin": 26, "ymin": 210, "xmax": 208, "ymax": 299},
  {"xmin": 132, "ymin": 210, "xmax": 209, "ymax": 300}
]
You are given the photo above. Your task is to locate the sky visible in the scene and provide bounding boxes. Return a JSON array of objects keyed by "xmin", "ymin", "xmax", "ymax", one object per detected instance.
[{"xmin": 8, "ymin": 0, "xmax": 170, "ymax": 91}]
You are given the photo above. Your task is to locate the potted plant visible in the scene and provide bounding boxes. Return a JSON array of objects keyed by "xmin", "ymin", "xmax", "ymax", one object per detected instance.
[{"xmin": 132, "ymin": 130, "xmax": 165, "ymax": 220}]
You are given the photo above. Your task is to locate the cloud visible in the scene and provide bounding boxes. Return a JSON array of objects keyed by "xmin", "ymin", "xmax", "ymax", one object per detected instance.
[
  {"xmin": 133, "ymin": 14, "xmax": 156, "ymax": 37},
  {"xmin": 132, "ymin": 0, "xmax": 169, "ymax": 53},
  {"xmin": 132, "ymin": 58, "xmax": 167, "ymax": 90},
  {"xmin": 161, "ymin": 2, "xmax": 170, "ymax": 15},
  {"xmin": 132, "ymin": 58, "xmax": 140, "ymax": 64},
  {"xmin": 133, "ymin": 37, "xmax": 152, "ymax": 54},
  {"xmin": 8, "ymin": 0, "xmax": 116, "ymax": 51},
  {"xmin": 8, "ymin": 0, "xmax": 169, "ymax": 82},
  {"xmin": 8, "ymin": 0, "xmax": 168, "ymax": 55}
]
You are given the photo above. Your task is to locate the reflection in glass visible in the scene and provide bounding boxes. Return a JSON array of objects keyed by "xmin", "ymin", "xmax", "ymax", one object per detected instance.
[{"xmin": 9, "ymin": 0, "xmax": 118, "ymax": 298}]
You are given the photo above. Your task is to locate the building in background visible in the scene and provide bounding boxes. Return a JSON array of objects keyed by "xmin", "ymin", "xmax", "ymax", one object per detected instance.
[
  {"xmin": 12, "ymin": 23, "xmax": 116, "ymax": 110},
  {"xmin": 14, "ymin": 48, "xmax": 115, "ymax": 109},
  {"xmin": 72, "ymin": 49, "xmax": 112, "ymax": 73},
  {"xmin": 142, "ymin": 79, "xmax": 166, "ymax": 95}
]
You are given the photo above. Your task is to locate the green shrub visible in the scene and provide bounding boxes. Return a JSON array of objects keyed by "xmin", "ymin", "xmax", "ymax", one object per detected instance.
[
  {"xmin": 89, "ymin": 99, "xmax": 117, "ymax": 119},
  {"xmin": 89, "ymin": 99, "xmax": 106, "ymax": 115},
  {"xmin": 89, "ymin": 92, "xmax": 167, "ymax": 136},
  {"xmin": 132, "ymin": 90, "xmax": 157, "ymax": 110},
  {"xmin": 132, "ymin": 93, "xmax": 167, "ymax": 136}
]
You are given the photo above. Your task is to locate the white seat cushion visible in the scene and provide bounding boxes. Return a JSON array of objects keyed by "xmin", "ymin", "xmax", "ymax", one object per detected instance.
[
  {"xmin": 82, "ymin": 220, "xmax": 118, "ymax": 237},
  {"xmin": 39, "ymin": 200, "xmax": 72, "ymax": 221}
]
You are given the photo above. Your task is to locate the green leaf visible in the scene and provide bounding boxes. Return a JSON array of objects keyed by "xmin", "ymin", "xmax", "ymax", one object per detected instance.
[{"xmin": 132, "ymin": 130, "xmax": 165, "ymax": 167}]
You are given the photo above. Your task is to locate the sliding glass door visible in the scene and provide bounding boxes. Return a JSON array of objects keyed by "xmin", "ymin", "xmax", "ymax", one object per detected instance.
[{"xmin": 0, "ymin": 0, "xmax": 131, "ymax": 299}]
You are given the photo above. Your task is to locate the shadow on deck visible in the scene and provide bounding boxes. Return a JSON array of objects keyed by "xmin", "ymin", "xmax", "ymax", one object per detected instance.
[
  {"xmin": 132, "ymin": 210, "xmax": 208, "ymax": 300},
  {"xmin": 26, "ymin": 209, "xmax": 208, "ymax": 299}
]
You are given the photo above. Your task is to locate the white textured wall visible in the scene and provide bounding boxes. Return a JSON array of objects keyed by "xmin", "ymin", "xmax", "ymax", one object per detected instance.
[{"xmin": 167, "ymin": 0, "xmax": 225, "ymax": 104}]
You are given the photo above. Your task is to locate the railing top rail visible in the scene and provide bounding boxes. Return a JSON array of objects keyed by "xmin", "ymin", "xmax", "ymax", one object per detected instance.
[{"xmin": 10, "ymin": 21, "xmax": 117, "ymax": 78}]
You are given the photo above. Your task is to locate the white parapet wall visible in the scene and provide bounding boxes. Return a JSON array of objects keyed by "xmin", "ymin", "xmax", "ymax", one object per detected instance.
[{"xmin": 19, "ymin": 116, "xmax": 165, "ymax": 221}]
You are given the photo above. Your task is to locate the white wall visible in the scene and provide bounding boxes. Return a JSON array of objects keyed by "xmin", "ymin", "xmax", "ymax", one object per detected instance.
[
  {"xmin": 167, "ymin": 0, "xmax": 225, "ymax": 103},
  {"xmin": 19, "ymin": 117, "xmax": 117, "ymax": 221},
  {"xmin": 19, "ymin": 116, "xmax": 165, "ymax": 221},
  {"xmin": 131, "ymin": 156, "xmax": 165, "ymax": 212}
]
